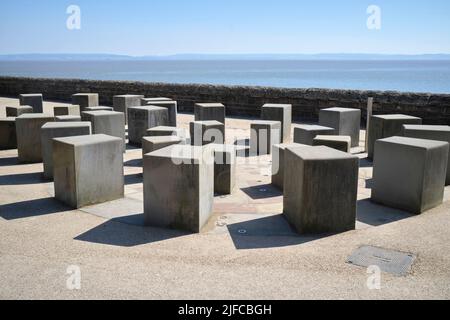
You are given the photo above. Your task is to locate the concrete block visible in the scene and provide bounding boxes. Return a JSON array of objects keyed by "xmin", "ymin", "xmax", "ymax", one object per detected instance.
[
  {"xmin": 19, "ymin": 94, "xmax": 43, "ymax": 113},
  {"xmin": 41, "ymin": 122, "xmax": 92, "ymax": 179},
  {"xmin": 367, "ymin": 114, "xmax": 422, "ymax": 159},
  {"xmin": 6, "ymin": 105, "xmax": 33, "ymax": 117},
  {"xmin": 53, "ymin": 134, "xmax": 124, "ymax": 208},
  {"xmin": 250, "ymin": 120, "xmax": 281, "ymax": 155},
  {"xmin": 402, "ymin": 125, "xmax": 450, "ymax": 185},
  {"xmin": 194, "ymin": 103, "xmax": 226, "ymax": 124},
  {"xmin": 271, "ymin": 143, "xmax": 308, "ymax": 190},
  {"xmin": 81, "ymin": 111, "xmax": 125, "ymax": 150},
  {"xmin": 319, "ymin": 107, "xmax": 361, "ymax": 147},
  {"xmin": 143, "ymin": 145, "xmax": 214, "ymax": 233},
  {"xmin": 85, "ymin": 106, "xmax": 114, "ymax": 112},
  {"xmin": 113, "ymin": 95, "xmax": 144, "ymax": 124},
  {"xmin": 55, "ymin": 115, "xmax": 82, "ymax": 122},
  {"xmin": 313, "ymin": 135, "xmax": 351, "ymax": 153},
  {"xmin": 190, "ymin": 121, "xmax": 225, "ymax": 146},
  {"xmin": 147, "ymin": 101, "xmax": 178, "ymax": 126},
  {"xmin": 283, "ymin": 146, "xmax": 359, "ymax": 234},
  {"xmin": 127, "ymin": 106, "xmax": 169, "ymax": 146},
  {"xmin": 210, "ymin": 144, "xmax": 237, "ymax": 195},
  {"xmin": 141, "ymin": 97, "xmax": 171, "ymax": 106},
  {"xmin": 142, "ymin": 136, "xmax": 184, "ymax": 157},
  {"xmin": 16, "ymin": 114, "xmax": 55, "ymax": 163},
  {"xmin": 261, "ymin": 104, "xmax": 292, "ymax": 143},
  {"xmin": 53, "ymin": 105, "xmax": 80, "ymax": 116},
  {"xmin": 372, "ymin": 136, "xmax": 449, "ymax": 214},
  {"xmin": 293, "ymin": 125, "xmax": 335, "ymax": 145},
  {"xmin": 146, "ymin": 126, "xmax": 186, "ymax": 139},
  {"xmin": 72, "ymin": 93, "xmax": 99, "ymax": 113},
  {"xmin": 0, "ymin": 118, "xmax": 17, "ymax": 150}
]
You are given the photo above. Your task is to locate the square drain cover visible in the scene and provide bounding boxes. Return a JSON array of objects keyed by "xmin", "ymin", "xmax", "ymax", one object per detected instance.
[{"xmin": 347, "ymin": 246, "xmax": 415, "ymax": 276}]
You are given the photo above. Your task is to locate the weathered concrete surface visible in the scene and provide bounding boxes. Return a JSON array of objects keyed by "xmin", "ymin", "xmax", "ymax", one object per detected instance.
[
  {"xmin": 210, "ymin": 144, "xmax": 237, "ymax": 195},
  {"xmin": 72, "ymin": 93, "xmax": 99, "ymax": 113},
  {"xmin": 113, "ymin": 95, "xmax": 144, "ymax": 124},
  {"xmin": 55, "ymin": 115, "xmax": 82, "ymax": 122},
  {"xmin": 293, "ymin": 124, "xmax": 335, "ymax": 145},
  {"xmin": 261, "ymin": 104, "xmax": 292, "ymax": 143},
  {"xmin": 313, "ymin": 135, "xmax": 352, "ymax": 153},
  {"xmin": 147, "ymin": 101, "xmax": 178, "ymax": 127},
  {"xmin": 250, "ymin": 120, "xmax": 281, "ymax": 155},
  {"xmin": 53, "ymin": 134, "xmax": 124, "ymax": 208},
  {"xmin": 53, "ymin": 105, "xmax": 80, "ymax": 116},
  {"xmin": 146, "ymin": 126, "xmax": 186, "ymax": 139},
  {"xmin": 16, "ymin": 114, "xmax": 54, "ymax": 163},
  {"xmin": 271, "ymin": 143, "xmax": 307, "ymax": 190},
  {"xmin": 81, "ymin": 111, "xmax": 125, "ymax": 150},
  {"xmin": 143, "ymin": 145, "xmax": 214, "ymax": 233},
  {"xmin": 284, "ymin": 146, "xmax": 359, "ymax": 234},
  {"xmin": 6, "ymin": 105, "xmax": 33, "ymax": 117},
  {"xmin": 194, "ymin": 103, "xmax": 226, "ymax": 124},
  {"xmin": 141, "ymin": 97, "xmax": 171, "ymax": 105},
  {"xmin": 402, "ymin": 125, "xmax": 450, "ymax": 185},
  {"xmin": 40, "ymin": 122, "xmax": 92, "ymax": 180},
  {"xmin": 0, "ymin": 117, "xmax": 17, "ymax": 150},
  {"xmin": 85, "ymin": 106, "xmax": 114, "ymax": 112},
  {"xmin": 127, "ymin": 106, "xmax": 169, "ymax": 146},
  {"xmin": 368, "ymin": 114, "xmax": 422, "ymax": 159},
  {"xmin": 372, "ymin": 136, "xmax": 449, "ymax": 214},
  {"xmin": 319, "ymin": 107, "xmax": 361, "ymax": 147},
  {"xmin": 190, "ymin": 121, "xmax": 225, "ymax": 146},
  {"xmin": 19, "ymin": 94, "xmax": 43, "ymax": 113},
  {"xmin": 142, "ymin": 136, "xmax": 183, "ymax": 156}
]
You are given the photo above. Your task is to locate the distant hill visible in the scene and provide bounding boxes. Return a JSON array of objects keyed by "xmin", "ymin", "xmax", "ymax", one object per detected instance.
[{"xmin": 1, "ymin": 53, "xmax": 450, "ymax": 61}]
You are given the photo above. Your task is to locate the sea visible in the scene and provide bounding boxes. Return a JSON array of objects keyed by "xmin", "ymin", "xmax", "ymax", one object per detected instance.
[{"xmin": 1, "ymin": 60, "xmax": 450, "ymax": 94}]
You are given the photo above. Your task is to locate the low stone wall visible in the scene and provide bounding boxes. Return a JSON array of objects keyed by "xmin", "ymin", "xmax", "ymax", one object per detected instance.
[{"xmin": 0, "ymin": 76, "xmax": 449, "ymax": 124}]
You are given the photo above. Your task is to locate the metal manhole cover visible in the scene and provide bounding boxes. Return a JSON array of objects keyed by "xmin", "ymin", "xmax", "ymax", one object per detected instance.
[{"xmin": 347, "ymin": 246, "xmax": 415, "ymax": 276}]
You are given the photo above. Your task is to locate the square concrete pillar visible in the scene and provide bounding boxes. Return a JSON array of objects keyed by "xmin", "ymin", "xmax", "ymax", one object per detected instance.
[
  {"xmin": 81, "ymin": 111, "xmax": 125, "ymax": 150},
  {"xmin": 0, "ymin": 118, "xmax": 17, "ymax": 150},
  {"xmin": 372, "ymin": 136, "xmax": 449, "ymax": 214},
  {"xmin": 53, "ymin": 105, "xmax": 80, "ymax": 116},
  {"xmin": 146, "ymin": 126, "xmax": 186, "ymax": 139},
  {"xmin": 271, "ymin": 143, "xmax": 308, "ymax": 190},
  {"xmin": 402, "ymin": 125, "xmax": 450, "ymax": 185},
  {"xmin": 313, "ymin": 135, "xmax": 351, "ymax": 153},
  {"xmin": 19, "ymin": 94, "xmax": 43, "ymax": 113},
  {"xmin": 284, "ymin": 146, "xmax": 359, "ymax": 234},
  {"xmin": 143, "ymin": 145, "xmax": 214, "ymax": 233},
  {"xmin": 211, "ymin": 144, "xmax": 237, "ymax": 195},
  {"xmin": 53, "ymin": 134, "xmax": 124, "ymax": 208},
  {"xmin": 55, "ymin": 115, "xmax": 82, "ymax": 122},
  {"xmin": 6, "ymin": 105, "xmax": 33, "ymax": 117},
  {"xmin": 194, "ymin": 103, "xmax": 226, "ymax": 125},
  {"xmin": 16, "ymin": 114, "xmax": 55, "ymax": 163},
  {"xmin": 72, "ymin": 93, "xmax": 99, "ymax": 113},
  {"xmin": 113, "ymin": 95, "xmax": 144, "ymax": 124},
  {"xmin": 141, "ymin": 97, "xmax": 171, "ymax": 106},
  {"xmin": 127, "ymin": 106, "xmax": 169, "ymax": 146},
  {"xmin": 367, "ymin": 114, "xmax": 422, "ymax": 159},
  {"xmin": 261, "ymin": 104, "xmax": 292, "ymax": 143},
  {"xmin": 250, "ymin": 120, "xmax": 281, "ymax": 155},
  {"xmin": 293, "ymin": 125, "xmax": 335, "ymax": 145},
  {"xmin": 190, "ymin": 121, "xmax": 225, "ymax": 146},
  {"xmin": 319, "ymin": 107, "xmax": 361, "ymax": 147},
  {"xmin": 142, "ymin": 136, "xmax": 184, "ymax": 157},
  {"xmin": 85, "ymin": 106, "xmax": 114, "ymax": 112},
  {"xmin": 146, "ymin": 101, "xmax": 178, "ymax": 127},
  {"xmin": 41, "ymin": 122, "xmax": 92, "ymax": 179}
]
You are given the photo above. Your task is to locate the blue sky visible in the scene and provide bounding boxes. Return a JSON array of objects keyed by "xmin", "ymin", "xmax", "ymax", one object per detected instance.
[{"xmin": 0, "ymin": 0, "xmax": 449, "ymax": 55}]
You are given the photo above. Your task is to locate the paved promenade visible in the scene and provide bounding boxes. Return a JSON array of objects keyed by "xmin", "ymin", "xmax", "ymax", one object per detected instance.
[{"xmin": 1, "ymin": 97, "xmax": 449, "ymax": 299}]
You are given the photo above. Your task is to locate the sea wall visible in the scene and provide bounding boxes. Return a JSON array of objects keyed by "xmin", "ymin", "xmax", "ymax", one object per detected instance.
[{"xmin": 0, "ymin": 76, "xmax": 449, "ymax": 124}]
